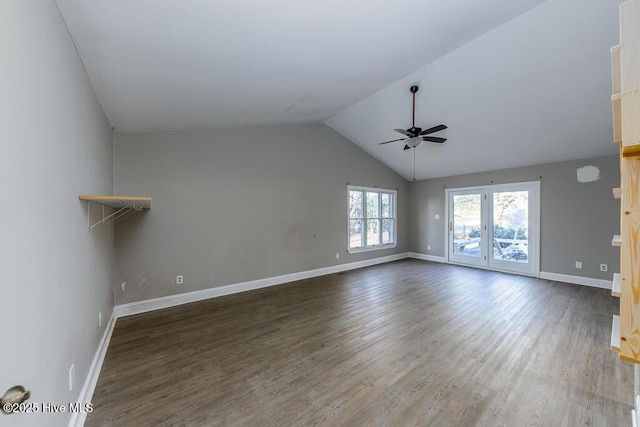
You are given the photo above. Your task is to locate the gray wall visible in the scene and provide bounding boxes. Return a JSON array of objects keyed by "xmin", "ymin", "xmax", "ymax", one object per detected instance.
[
  {"xmin": 0, "ymin": 1, "xmax": 114, "ymax": 426},
  {"xmin": 408, "ymin": 155, "xmax": 620, "ymax": 280},
  {"xmin": 114, "ymin": 123, "xmax": 408, "ymax": 304}
]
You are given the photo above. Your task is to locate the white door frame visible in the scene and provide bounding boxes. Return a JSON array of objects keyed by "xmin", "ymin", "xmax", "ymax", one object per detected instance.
[{"xmin": 444, "ymin": 181, "xmax": 540, "ymax": 277}]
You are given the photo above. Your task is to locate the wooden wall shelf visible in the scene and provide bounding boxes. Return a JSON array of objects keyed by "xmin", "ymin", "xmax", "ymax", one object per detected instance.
[
  {"xmin": 611, "ymin": 0, "xmax": 640, "ymax": 368},
  {"xmin": 78, "ymin": 195, "xmax": 151, "ymax": 231},
  {"xmin": 610, "ymin": 4, "xmax": 640, "ymax": 426}
]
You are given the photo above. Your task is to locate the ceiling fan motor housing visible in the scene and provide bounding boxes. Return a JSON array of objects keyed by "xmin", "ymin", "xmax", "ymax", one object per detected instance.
[{"xmin": 407, "ymin": 126, "xmax": 422, "ymax": 136}]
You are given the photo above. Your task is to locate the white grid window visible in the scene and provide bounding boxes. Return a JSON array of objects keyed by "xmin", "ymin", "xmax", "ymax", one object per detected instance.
[{"xmin": 348, "ymin": 185, "xmax": 397, "ymax": 253}]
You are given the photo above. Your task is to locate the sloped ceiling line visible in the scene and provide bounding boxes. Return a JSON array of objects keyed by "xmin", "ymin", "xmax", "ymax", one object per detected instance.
[{"xmin": 55, "ymin": 0, "xmax": 618, "ymax": 180}]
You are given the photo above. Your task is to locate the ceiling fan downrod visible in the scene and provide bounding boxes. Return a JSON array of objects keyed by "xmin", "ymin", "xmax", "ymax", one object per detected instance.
[{"xmin": 410, "ymin": 85, "xmax": 419, "ymax": 128}]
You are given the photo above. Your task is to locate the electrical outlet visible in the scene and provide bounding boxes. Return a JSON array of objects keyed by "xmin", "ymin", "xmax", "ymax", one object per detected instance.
[
  {"xmin": 427, "ymin": 245, "xmax": 431, "ymax": 250},
  {"xmin": 435, "ymin": 214, "xmax": 440, "ymax": 220},
  {"xmin": 69, "ymin": 364, "xmax": 75, "ymax": 391},
  {"xmin": 575, "ymin": 261, "xmax": 582, "ymax": 269},
  {"xmin": 98, "ymin": 311, "xmax": 102, "ymax": 328},
  {"xmin": 176, "ymin": 275, "xmax": 184, "ymax": 285},
  {"xmin": 335, "ymin": 253, "xmax": 339, "ymax": 259},
  {"xmin": 600, "ymin": 264, "xmax": 608, "ymax": 272},
  {"xmin": 121, "ymin": 281, "xmax": 126, "ymax": 291}
]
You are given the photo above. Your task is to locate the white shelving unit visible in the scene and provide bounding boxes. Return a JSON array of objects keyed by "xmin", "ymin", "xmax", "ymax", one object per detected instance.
[
  {"xmin": 613, "ymin": 273, "xmax": 622, "ymax": 297},
  {"xmin": 612, "ymin": 234, "xmax": 622, "ymax": 247},
  {"xmin": 613, "ymin": 187, "xmax": 622, "ymax": 199},
  {"xmin": 612, "ymin": 315, "xmax": 621, "ymax": 352}
]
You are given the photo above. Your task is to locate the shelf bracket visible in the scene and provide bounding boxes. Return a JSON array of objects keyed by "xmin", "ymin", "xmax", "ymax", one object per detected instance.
[{"xmin": 86, "ymin": 200, "xmax": 145, "ymax": 231}]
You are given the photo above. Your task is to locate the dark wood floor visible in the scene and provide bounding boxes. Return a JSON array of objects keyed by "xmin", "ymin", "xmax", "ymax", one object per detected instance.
[{"xmin": 87, "ymin": 260, "xmax": 632, "ymax": 426}]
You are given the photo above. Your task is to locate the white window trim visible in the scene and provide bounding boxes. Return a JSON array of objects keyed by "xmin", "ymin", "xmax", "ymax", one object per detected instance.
[{"xmin": 347, "ymin": 185, "xmax": 397, "ymax": 254}]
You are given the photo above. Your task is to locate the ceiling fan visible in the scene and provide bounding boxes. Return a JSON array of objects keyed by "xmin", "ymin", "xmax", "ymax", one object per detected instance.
[{"xmin": 379, "ymin": 85, "xmax": 447, "ymax": 150}]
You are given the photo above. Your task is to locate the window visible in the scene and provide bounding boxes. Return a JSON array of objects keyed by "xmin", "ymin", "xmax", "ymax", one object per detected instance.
[{"xmin": 348, "ymin": 185, "xmax": 397, "ymax": 253}]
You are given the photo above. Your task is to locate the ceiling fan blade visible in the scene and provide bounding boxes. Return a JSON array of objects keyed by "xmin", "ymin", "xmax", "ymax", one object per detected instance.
[
  {"xmin": 403, "ymin": 144, "xmax": 411, "ymax": 150},
  {"xmin": 422, "ymin": 136, "xmax": 447, "ymax": 143},
  {"xmin": 394, "ymin": 128, "xmax": 411, "ymax": 136},
  {"xmin": 379, "ymin": 138, "xmax": 408, "ymax": 145},
  {"xmin": 420, "ymin": 124, "xmax": 448, "ymax": 135}
]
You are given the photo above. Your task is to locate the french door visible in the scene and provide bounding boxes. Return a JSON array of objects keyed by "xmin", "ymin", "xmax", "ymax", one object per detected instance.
[
  {"xmin": 447, "ymin": 182, "xmax": 539, "ymax": 276},
  {"xmin": 449, "ymin": 189, "xmax": 488, "ymax": 267}
]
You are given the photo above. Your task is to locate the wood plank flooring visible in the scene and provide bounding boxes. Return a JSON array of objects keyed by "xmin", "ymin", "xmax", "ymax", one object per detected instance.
[{"xmin": 86, "ymin": 260, "xmax": 633, "ymax": 426}]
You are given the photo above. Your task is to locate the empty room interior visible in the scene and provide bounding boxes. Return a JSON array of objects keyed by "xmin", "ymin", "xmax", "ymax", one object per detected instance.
[{"xmin": 4, "ymin": 0, "xmax": 640, "ymax": 426}]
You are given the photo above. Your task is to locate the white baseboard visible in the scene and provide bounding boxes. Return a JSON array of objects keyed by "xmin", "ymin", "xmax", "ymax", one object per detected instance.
[
  {"xmin": 408, "ymin": 252, "xmax": 447, "ymax": 263},
  {"xmin": 538, "ymin": 271, "xmax": 610, "ymax": 289},
  {"xmin": 68, "ymin": 310, "xmax": 117, "ymax": 427},
  {"xmin": 409, "ymin": 253, "xmax": 610, "ymax": 290},
  {"xmin": 115, "ymin": 253, "xmax": 410, "ymax": 318}
]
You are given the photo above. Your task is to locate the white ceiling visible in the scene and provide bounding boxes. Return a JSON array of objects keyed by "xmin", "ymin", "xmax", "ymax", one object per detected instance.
[
  {"xmin": 56, "ymin": 0, "xmax": 619, "ymax": 180},
  {"xmin": 327, "ymin": 0, "xmax": 621, "ymax": 179}
]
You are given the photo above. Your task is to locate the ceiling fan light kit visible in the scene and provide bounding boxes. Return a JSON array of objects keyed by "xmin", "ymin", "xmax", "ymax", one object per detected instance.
[{"xmin": 407, "ymin": 136, "xmax": 422, "ymax": 148}]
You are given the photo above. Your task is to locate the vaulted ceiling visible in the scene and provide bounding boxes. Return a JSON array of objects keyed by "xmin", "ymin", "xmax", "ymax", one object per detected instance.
[{"xmin": 56, "ymin": 0, "xmax": 619, "ymax": 180}]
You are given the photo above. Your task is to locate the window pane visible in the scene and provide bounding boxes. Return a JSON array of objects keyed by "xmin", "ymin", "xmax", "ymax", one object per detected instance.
[
  {"xmin": 349, "ymin": 191, "xmax": 363, "ymax": 219},
  {"xmin": 382, "ymin": 219, "xmax": 394, "ymax": 244},
  {"xmin": 366, "ymin": 219, "xmax": 380, "ymax": 246},
  {"xmin": 349, "ymin": 220, "xmax": 363, "ymax": 248},
  {"xmin": 381, "ymin": 193, "xmax": 392, "ymax": 218},
  {"xmin": 366, "ymin": 192, "xmax": 379, "ymax": 218}
]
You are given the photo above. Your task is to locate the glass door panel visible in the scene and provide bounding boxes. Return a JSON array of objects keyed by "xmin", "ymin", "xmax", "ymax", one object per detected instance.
[
  {"xmin": 449, "ymin": 190, "xmax": 487, "ymax": 267},
  {"xmin": 492, "ymin": 191, "xmax": 529, "ymax": 263}
]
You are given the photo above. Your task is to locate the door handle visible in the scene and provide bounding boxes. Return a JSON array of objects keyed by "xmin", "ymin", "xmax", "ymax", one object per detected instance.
[{"xmin": 1, "ymin": 385, "xmax": 30, "ymax": 414}]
